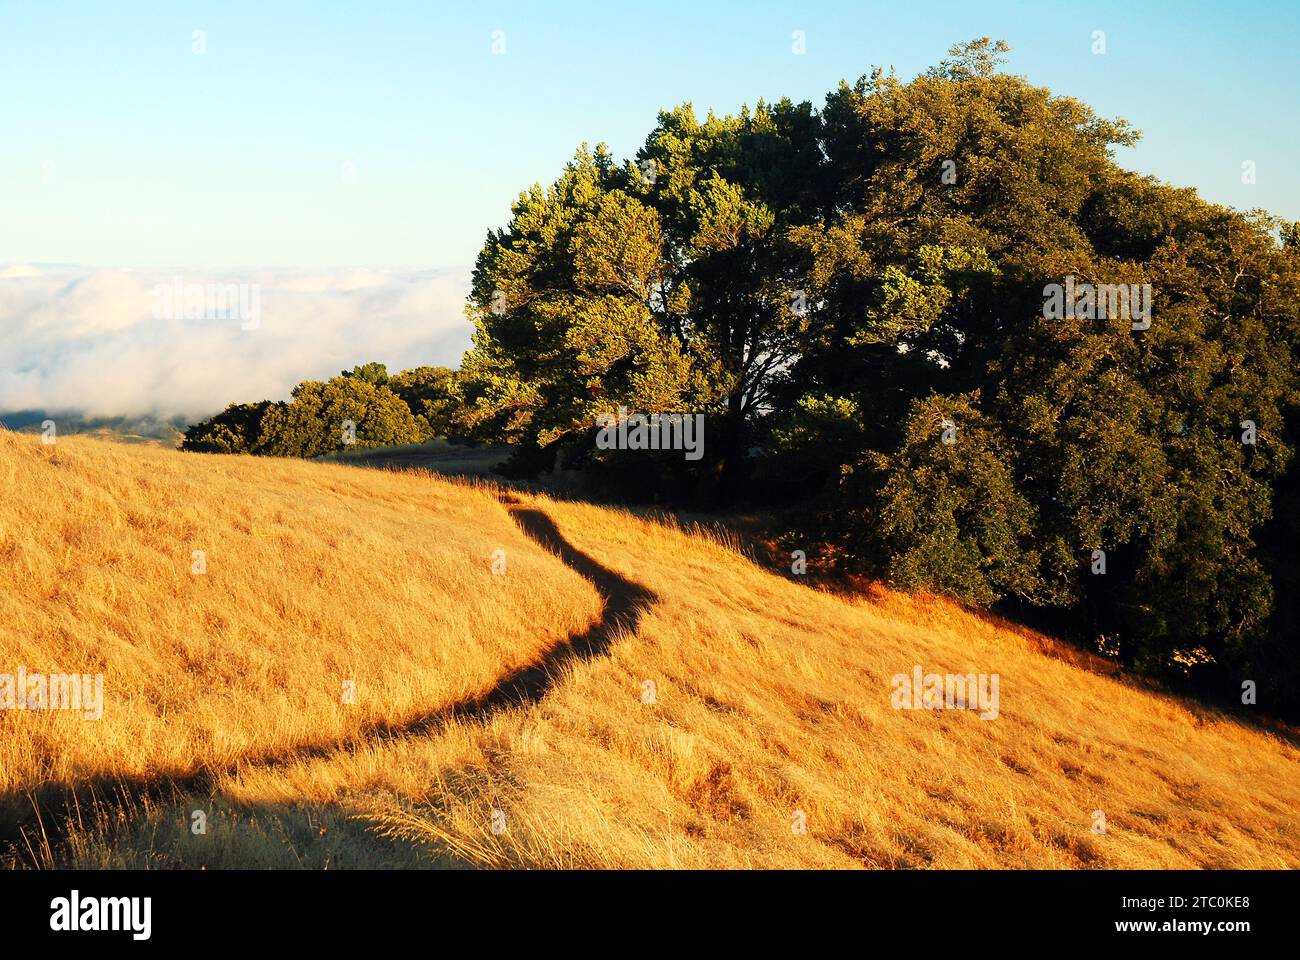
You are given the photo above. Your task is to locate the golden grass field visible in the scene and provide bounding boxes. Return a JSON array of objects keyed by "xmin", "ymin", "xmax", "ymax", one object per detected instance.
[{"xmin": 1, "ymin": 428, "xmax": 1298, "ymax": 869}]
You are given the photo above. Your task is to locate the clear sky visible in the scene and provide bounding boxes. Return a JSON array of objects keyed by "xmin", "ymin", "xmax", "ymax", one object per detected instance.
[{"xmin": 1, "ymin": 0, "xmax": 1297, "ymax": 270}]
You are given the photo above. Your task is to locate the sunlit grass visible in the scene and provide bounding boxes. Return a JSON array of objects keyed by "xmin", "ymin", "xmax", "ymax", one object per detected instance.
[{"xmin": 2, "ymin": 430, "xmax": 1298, "ymax": 868}]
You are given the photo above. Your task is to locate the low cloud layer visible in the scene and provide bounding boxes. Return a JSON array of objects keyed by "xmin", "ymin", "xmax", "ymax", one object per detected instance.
[{"xmin": 0, "ymin": 264, "xmax": 473, "ymax": 422}]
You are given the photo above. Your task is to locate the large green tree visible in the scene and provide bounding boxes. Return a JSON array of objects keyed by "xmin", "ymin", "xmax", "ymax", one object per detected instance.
[
  {"xmin": 453, "ymin": 37, "xmax": 1300, "ymax": 712},
  {"xmin": 459, "ymin": 97, "xmax": 822, "ymax": 493},
  {"xmin": 773, "ymin": 41, "xmax": 1300, "ymax": 703}
]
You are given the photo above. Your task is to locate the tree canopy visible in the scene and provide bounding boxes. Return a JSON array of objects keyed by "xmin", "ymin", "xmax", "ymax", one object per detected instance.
[
  {"xmin": 456, "ymin": 38, "xmax": 1300, "ymax": 716},
  {"xmin": 182, "ymin": 365, "xmax": 462, "ymax": 457}
]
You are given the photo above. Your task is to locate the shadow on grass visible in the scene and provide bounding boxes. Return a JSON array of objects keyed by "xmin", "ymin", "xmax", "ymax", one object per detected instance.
[{"xmin": 0, "ymin": 494, "xmax": 656, "ymax": 865}]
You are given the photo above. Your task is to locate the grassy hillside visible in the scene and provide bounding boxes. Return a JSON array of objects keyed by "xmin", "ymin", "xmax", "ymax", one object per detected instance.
[{"xmin": 1, "ymin": 430, "xmax": 1298, "ymax": 868}]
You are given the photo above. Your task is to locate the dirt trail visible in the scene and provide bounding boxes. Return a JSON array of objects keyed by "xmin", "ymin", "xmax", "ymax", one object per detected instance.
[{"xmin": 0, "ymin": 493, "xmax": 656, "ymax": 861}]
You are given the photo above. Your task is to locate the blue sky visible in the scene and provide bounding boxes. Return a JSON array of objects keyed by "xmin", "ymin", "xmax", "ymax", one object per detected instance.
[{"xmin": 1, "ymin": 0, "xmax": 1297, "ymax": 269}]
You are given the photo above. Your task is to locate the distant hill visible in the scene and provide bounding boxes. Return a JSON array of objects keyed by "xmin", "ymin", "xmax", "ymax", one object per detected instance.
[{"xmin": 0, "ymin": 410, "xmax": 186, "ymax": 447}]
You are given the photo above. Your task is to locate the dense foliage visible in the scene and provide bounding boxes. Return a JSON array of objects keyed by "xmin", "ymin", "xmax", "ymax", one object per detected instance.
[
  {"xmin": 457, "ymin": 40, "xmax": 1300, "ymax": 715},
  {"xmin": 182, "ymin": 364, "xmax": 459, "ymax": 457}
]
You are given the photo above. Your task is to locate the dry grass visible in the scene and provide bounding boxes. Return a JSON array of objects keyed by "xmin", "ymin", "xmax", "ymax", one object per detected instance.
[{"xmin": 1, "ymin": 429, "xmax": 1298, "ymax": 869}]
